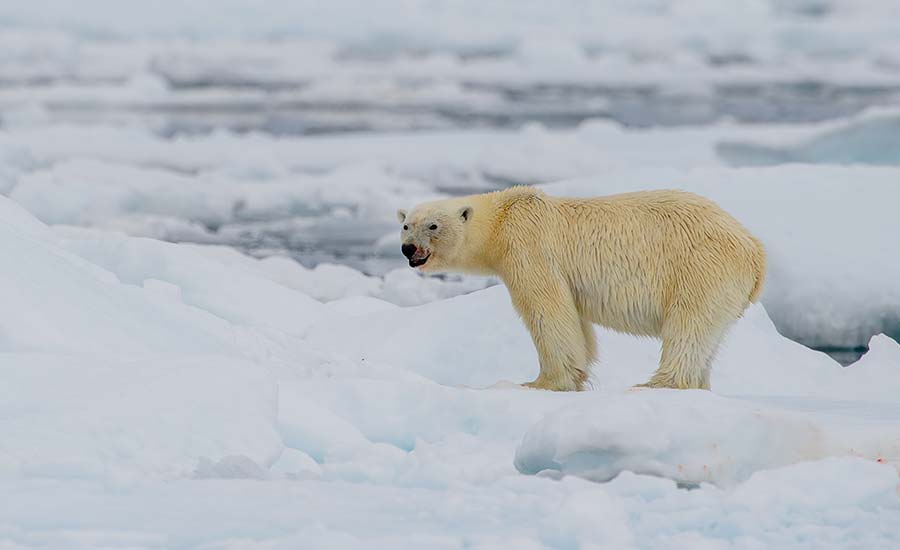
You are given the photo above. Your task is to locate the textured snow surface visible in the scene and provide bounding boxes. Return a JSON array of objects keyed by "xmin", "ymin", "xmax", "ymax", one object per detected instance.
[
  {"xmin": 2, "ymin": 1, "xmax": 900, "ymax": 91},
  {"xmin": 2, "ymin": 3, "xmax": 900, "ymax": 546},
  {"xmin": 0, "ymin": 197, "xmax": 898, "ymax": 548}
]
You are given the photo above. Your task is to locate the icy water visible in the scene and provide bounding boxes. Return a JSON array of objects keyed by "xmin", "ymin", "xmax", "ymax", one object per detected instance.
[
  {"xmin": 56, "ymin": 81, "xmax": 891, "ymax": 276},
  {"xmin": 41, "ymin": 82, "xmax": 900, "ymax": 136},
  {"xmin": 821, "ymin": 348, "xmax": 868, "ymax": 366},
  {"xmin": 235, "ymin": 218, "xmax": 404, "ymax": 276}
]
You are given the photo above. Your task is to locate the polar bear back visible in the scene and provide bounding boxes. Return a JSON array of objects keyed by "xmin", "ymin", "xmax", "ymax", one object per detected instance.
[{"xmin": 493, "ymin": 189, "xmax": 766, "ymax": 337}]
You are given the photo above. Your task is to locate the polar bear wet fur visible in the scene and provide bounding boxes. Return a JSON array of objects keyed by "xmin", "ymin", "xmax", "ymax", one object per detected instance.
[{"xmin": 397, "ymin": 186, "xmax": 766, "ymax": 391}]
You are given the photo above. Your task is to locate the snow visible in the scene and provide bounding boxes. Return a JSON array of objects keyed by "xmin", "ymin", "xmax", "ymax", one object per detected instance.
[
  {"xmin": 9, "ymin": 158, "xmax": 440, "ymax": 243},
  {"xmin": 2, "ymin": 2, "xmax": 900, "ymax": 546},
  {"xmin": 1, "ymin": 354, "xmax": 281, "ymax": 482},
  {"xmin": 2, "ymin": 1, "xmax": 900, "ymax": 90},
  {"xmin": 514, "ymin": 390, "xmax": 828, "ymax": 486},
  {"xmin": 0, "ymin": 195, "xmax": 898, "ymax": 547}
]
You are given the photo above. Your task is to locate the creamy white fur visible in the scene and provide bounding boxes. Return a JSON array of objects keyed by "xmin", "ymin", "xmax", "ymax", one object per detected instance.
[{"xmin": 398, "ymin": 186, "xmax": 766, "ymax": 391}]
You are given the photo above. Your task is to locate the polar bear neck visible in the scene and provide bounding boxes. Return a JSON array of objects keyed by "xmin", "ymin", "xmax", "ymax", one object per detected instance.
[{"xmin": 452, "ymin": 186, "xmax": 544, "ymax": 276}]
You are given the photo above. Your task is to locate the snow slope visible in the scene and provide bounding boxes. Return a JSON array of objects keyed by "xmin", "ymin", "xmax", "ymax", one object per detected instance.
[{"xmin": 0, "ymin": 196, "xmax": 898, "ymax": 548}]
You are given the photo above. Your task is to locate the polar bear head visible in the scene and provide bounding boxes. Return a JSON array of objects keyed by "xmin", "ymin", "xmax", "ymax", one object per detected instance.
[{"xmin": 397, "ymin": 200, "xmax": 473, "ymax": 272}]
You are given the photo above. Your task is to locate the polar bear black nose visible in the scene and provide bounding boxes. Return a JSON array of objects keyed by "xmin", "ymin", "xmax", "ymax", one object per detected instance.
[{"xmin": 401, "ymin": 244, "xmax": 417, "ymax": 259}]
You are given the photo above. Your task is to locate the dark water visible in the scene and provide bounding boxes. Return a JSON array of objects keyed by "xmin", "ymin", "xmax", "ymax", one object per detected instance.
[
  {"xmin": 821, "ymin": 348, "xmax": 867, "ymax": 366},
  {"xmin": 43, "ymin": 82, "xmax": 900, "ymax": 136},
  {"xmin": 123, "ymin": 82, "xmax": 898, "ymax": 276},
  {"xmin": 232, "ymin": 218, "xmax": 405, "ymax": 276}
]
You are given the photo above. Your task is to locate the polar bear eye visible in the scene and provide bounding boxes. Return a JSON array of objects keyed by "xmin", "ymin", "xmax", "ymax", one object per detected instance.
[
  {"xmin": 403, "ymin": 225, "xmax": 408, "ymax": 231},
  {"xmin": 429, "ymin": 224, "xmax": 438, "ymax": 230}
]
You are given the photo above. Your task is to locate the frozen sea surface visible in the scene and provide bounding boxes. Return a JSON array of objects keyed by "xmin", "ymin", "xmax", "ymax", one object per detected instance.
[
  {"xmin": 1, "ymin": 6, "xmax": 900, "ymax": 545},
  {"xmin": 3, "ymin": 0, "xmax": 900, "ymax": 136},
  {"xmin": 0, "ymin": 196, "xmax": 898, "ymax": 548}
]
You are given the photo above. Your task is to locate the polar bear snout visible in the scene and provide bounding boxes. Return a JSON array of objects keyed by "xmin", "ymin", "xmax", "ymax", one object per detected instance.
[{"xmin": 401, "ymin": 243, "xmax": 431, "ymax": 268}]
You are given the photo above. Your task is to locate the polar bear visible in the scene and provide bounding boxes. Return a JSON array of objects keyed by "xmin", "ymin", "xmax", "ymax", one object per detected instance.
[{"xmin": 397, "ymin": 186, "xmax": 766, "ymax": 391}]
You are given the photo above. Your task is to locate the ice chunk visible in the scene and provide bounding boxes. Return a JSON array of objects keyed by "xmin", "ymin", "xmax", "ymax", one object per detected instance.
[
  {"xmin": 718, "ymin": 108, "xmax": 900, "ymax": 166},
  {"xmin": 514, "ymin": 390, "xmax": 826, "ymax": 486}
]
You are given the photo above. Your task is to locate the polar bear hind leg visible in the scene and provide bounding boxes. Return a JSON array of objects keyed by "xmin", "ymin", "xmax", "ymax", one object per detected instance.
[{"xmin": 639, "ymin": 302, "xmax": 734, "ymax": 390}]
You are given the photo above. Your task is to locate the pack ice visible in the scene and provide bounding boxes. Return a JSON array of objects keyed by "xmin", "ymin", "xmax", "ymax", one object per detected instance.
[{"xmin": 0, "ymin": 194, "xmax": 898, "ymax": 548}]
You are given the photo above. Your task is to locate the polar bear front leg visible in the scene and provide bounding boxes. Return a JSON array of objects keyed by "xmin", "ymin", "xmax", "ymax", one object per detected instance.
[{"xmin": 507, "ymin": 276, "xmax": 591, "ymax": 391}]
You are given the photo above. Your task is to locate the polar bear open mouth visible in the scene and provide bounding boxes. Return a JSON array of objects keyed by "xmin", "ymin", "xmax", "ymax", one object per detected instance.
[{"xmin": 409, "ymin": 253, "xmax": 430, "ymax": 268}]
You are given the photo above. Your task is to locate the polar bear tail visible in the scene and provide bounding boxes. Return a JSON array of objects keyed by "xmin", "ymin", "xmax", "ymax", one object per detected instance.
[{"xmin": 748, "ymin": 241, "xmax": 767, "ymax": 304}]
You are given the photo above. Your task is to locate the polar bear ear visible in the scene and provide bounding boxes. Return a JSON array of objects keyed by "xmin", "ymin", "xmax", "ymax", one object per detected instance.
[
  {"xmin": 397, "ymin": 209, "xmax": 407, "ymax": 223},
  {"xmin": 458, "ymin": 206, "xmax": 473, "ymax": 223}
]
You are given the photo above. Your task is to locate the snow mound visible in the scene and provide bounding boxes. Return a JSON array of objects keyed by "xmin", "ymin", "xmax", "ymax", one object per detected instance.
[
  {"xmin": 183, "ymin": 243, "xmax": 493, "ymax": 307},
  {"xmin": 308, "ymin": 286, "xmax": 899, "ymax": 402},
  {"xmin": 54, "ymin": 226, "xmax": 323, "ymax": 338},
  {"xmin": 0, "ymin": 354, "xmax": 280, "ymax": 482},
  {"xmin": 514, "ymin": 390, "xmax": 825, "ymax": 486},
  {"xmin": 0, "ymin": 203, "xmax": 237, "ymax": 356}
]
